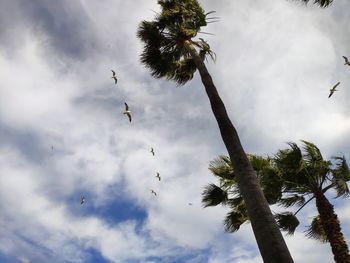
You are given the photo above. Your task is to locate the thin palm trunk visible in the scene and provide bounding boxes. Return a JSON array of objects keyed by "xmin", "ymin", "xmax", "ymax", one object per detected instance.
[
  {"xmin": 315, "ymin": 190, "xmax": 350, "ymax": 263},
  {"xmin": 184, "ymin": 40, "xmax": 293, "ymax": 263}
]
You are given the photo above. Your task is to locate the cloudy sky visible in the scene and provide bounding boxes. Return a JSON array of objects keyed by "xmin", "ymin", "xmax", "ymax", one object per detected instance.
[{"xmin": 0, "ymin": 0, "xmax": 349, "ymax": 262}]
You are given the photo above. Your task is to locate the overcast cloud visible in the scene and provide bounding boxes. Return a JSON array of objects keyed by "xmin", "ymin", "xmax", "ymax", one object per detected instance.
[{"xmin": 0, "ymin": 0, "xmax": 349, "ymax": 262}]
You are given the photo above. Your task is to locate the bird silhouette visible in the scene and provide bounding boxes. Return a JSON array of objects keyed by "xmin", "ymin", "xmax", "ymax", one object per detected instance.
[
  {"xmin": 342, "ymin": 56, "xmax": 350, "ymax": 66},
  {"xmin": 150, "ymin": 147, "xmax": 155, "ymax": 156},
  {"xmin": 150, "ymin": 189, "xmax": 157, "ymax": 196},
  {"xmin": 123, "ymin": 102, "xmax": 132, "ymax": 122},
  {"xmin": 155, "ymin": 172, "xmax": 161, "ymax": 181},
  {"xmin": 111, "ymin": 70, "xmax": 118, "ymax": 84},
  {"xmin": 188, "ymin": 203, "xmax": 193, "ymax": 206},
  {"xmin": 80, "ymin": 196, "xmax": 86, "ymax": 205},
  {"xmin": 329, "ymin": 82, "xmax": 340, "ymax": 98}
]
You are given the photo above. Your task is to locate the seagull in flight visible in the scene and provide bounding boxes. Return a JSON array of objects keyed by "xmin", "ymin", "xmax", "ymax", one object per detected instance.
[
  {"xmin": 342, "ymin": 56, "xmax": 350, "ymax": 66},
  {"xmin": 123, "ymin": 102, "xmax": 132, "ymax": 122},
  {"xmin": 150, "ymin": 147, "xmax": 155, "ymax": 156},
  {"xmin": 150, "ymin": 189, "xmax": 157, "ymax": 196},
  {"xmin": 111, "ymin": 70, "xmax": 118, "ymax": 84},
  {"xmin": 188, "ymin": 203, "xmax": 193, "ymax": 206},
  {"xmin": 80, "ymin": 196, "xmax": 86, "ymax": 205},
  {"xmin": 329, "ymin": 82, "xmax": 340, "ymax": 98},
  {"xmin": 155, "ymin": 172, "xmax": 161, "ymax": 181}
]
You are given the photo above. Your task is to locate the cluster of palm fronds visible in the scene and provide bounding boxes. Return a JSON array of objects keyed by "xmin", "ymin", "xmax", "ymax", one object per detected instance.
[{"xmin": 202, "ymin": 141, "xmax": 349, "ymax": 242}]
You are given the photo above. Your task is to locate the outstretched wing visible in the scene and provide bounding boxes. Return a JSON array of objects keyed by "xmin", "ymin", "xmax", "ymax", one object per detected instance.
[
  {"xmin": 333, "ymin": 82, "xmax": 340, "ymax": 89},
  {"xmin": 111, "ymin": 70, "xmax": 116, "ymax": 76},
  {"xmin": 126, "ymin": 113, "xmax": 132, "ymax": 122},
  {"xmin": 124, "ymin": 102, "xmax": 129, "ymax": 111},
  {"xmin": 343, "ymin": 56, "xmax": 349, "ymax": 63}
]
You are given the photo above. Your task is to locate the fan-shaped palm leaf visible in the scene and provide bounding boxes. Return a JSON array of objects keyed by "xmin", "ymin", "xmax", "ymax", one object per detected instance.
[
  {"xmin": 279, "ymin": 194, "xmax": 305, "ymax": 208},
  {"xmin": 305, "ymin": 215, "xmax": 328, "ymax": 242},
  {"xmin": 202, "ymin": 183, "xmax": 228, "ymax": 207},
  {"xmin": 275, "ymin": 212, "xmax": 300, "ymax": 235},
  {"xmin": 224, "ymin": 207, "xmax": 249, "ymax": 233}
]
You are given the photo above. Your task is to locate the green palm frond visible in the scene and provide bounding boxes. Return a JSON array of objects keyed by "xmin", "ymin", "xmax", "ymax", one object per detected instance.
[
  {"xmin": 305, "ymin": 215, "xmax": 328, "ymax": 242},
  {"xmin": 202, "ymin": 183, "xmax": 228, "ymax": 207},
  {"xmin": 279, "ymin": 194, "xmax": 305, "ymax": 208},
  {"xmin": 275, "ymin": 212, "xmax": 300, "ymax": 235},
  {"xmin": 301, "ymin": 140, "xmax": 324, "ymax": 164},
  {"xmin": 208, "ymin": 155, "xmax": 234, "ymax": 180},
  {"xmin": 331, "ymin": 178, "xmax": 350, "ymax": 198},
  {"xmin": 293, "ymin": 0, "xmax": 333, "ymax": 8},
  {"xmin": 248, "ymin": 154, "xmax": 272, "ymax": 173},
  {"xmin": 274, "ymin": 142, "xmax": 303, "ymax": 172},
  {"xmin": 224, "ymin": 207, "xmax": 249, "ymax": 233},
  {"xmin": 332, "ymin": 156, "xmax": 350, "ymax": 181}
]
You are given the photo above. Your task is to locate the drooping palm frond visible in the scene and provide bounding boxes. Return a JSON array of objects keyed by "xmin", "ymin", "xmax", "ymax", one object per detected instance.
[
  {"xmin": 279, "ymin": 194, "xmax": 305, "ymax": 208},
  {"xmin": 274, "ymin": 142, "xmax": 303, "ymax": 173},
  {"xmin": 202, "ymin": 183, "xmax": 228, "ymax": 207},
  {"xmin": 208, "ymin": 155, "xmax": 234, "ymax": 180},
  {"xmin": 305, "ymin": 215, "xmax": 328, "ymax": 242},
  {"xmin": 275, "ymin": 212, "xmax": 300, "ymax": 235},
  {"xmin": 329, "ymin": 156, "xmax": 350, "ymax": 198},
  {"xmin": 292, "ymin": 0, "xmax": 333, "ymax": 8},
  {"xmin": 224, "ymin": 206, "xmax": 249, "ymax": 232}
]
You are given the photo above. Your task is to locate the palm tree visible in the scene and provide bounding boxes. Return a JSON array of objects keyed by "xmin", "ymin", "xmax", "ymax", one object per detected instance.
[
  {"xmin": 294, "ymin": 0, "xmax": 333, "ymax": 8},
  {"xmin": 137, "ymin": 1, "xmax": 293, "ymax": 262},
  {"xmin": 203, "ymin": 141, "xmax": 350, "ymax": 263}
]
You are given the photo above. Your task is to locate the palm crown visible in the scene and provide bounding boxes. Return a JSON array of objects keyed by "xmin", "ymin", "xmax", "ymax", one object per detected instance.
[
  {"xmin": 137, "ymin": 0, "xmax": 216, "ymax": 85},
  {"xmin": 203, "ymin": 141, "xmax": 350, "ymax": 240}
]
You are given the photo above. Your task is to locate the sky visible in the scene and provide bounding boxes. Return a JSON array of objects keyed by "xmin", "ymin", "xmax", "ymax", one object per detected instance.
[{"xmin": 0, "ymin": 0, "xmax": 349, "ymax": 262}]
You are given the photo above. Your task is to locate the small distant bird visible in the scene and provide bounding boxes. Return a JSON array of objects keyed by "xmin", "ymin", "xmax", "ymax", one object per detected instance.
[
  {"xmin": 111, "ymin": 70, "xmax": 118, "ymax": 84},
  {"xmin": 188, "ymin": 203, "xmax": 193, "ymax": 206},
  {"xmin": 150, "ymin": 189, "xmax": 157, "ymax": 196},
  {"xmin": 329, "ymin": 82, "xmax": 340, "ymax": 98},
  {"xmin": 155, "ymin": 172, "xmax": 161, "ymax": 181},
  {"xmin": 342, "ymin": 56, "xmax": 350, "ymax": 66},
  {"xmin": 51, "ymin": 146, "xmax": 54, "ymax": 151},
  {"xmin": 123, "ymin": 102, "xmax": 132, "ymax": 122},
  {"xmin": 150, "ymin": 148, "xmax": 155, "ymax": 156},
  {"xmin": 80, "ymin": 196, "xmax": 86, "ymax": 205}
]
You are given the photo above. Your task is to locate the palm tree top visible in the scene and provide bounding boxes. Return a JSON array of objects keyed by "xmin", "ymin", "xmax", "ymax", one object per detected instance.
[
  {"xmin": 137, "ymin": 0, "xmax": 216, "ymax": 85},
  {"xmin": 296, "ymin": 0, "xmax": 333, "ymax": 8}
]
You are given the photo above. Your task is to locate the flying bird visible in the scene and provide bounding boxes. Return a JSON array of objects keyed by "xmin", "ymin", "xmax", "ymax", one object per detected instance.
[
  {"xmin": 123, "ymin": 102, "xmax": 132, "ymax": 122},
  {"xmin": 111, "ymin": 70, "xmax": 118, "ymax": 84},
  {"xmin": 150, "ymin": 147, "xmax": 155, "ymax": 156},
  {"xmin": 188, "ymin": 203, "xmax": 193, "ymax": 206},
  {"xmin": 80, "ymin": 196, "xmax": 86, "ymax": 205},
  {"xmin": 328, "ymin": 82, "xmax": 340, "ymax": 98},
  {"xmin": 155, "ymin": 172, "xmax": 161, "ymax": 181},
  {"xmin": 342, "ymin": 56, "xmax": 350, "ymax": 66},
  {"xmin": 150, "ymin": 189, "xmax": 157, "ymax": 196}
]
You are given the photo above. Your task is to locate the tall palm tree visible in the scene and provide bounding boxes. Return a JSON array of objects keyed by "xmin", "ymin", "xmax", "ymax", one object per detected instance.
[
  {"xmin": 137, "ymin": 1, "xmax": 293, "ymax": 262},
  {"xmin": 203, "ymin": 141, "xmax": 350, "ymax": 263}
]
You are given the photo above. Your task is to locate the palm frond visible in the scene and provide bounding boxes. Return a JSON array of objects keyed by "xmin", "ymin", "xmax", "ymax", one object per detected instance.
[
  {"xmin": 274, "ymin": 142, "xmax": 303, "ymax": 172},
  {"xmin": 224, "ymin": 208, "xmax": 249, "ymax": 233},
  {"xmin": 275, "ymin": 212, "xmax": 300, "ymax": 235},
  {"xmin": 208, "ymin": 155, "xmax": 234, "ymax": 180},
  {"xmin": 332, "ymin": 156, "xmax": 350, "ymax": 181},
  {"xmin": 331, "ymin": 178, "xmax": 350, "ymax": 198},
  {"xmin": 301, "ymin": 140, "xmax": 324, "ymax": 164},
  {"xmin": 202, "ymin": 183, "xmax": 228, "ymax": 207},
  {"xmin": 305, "ymin": 215, "xmax": 328, "ymax": 242},
  {"xmin": 293, "ymin": 0, "xmax": 333, "ymax": 8},
  {"xmin": 279, "ymin": 194, "xmax": 305, "ymax": 208}
]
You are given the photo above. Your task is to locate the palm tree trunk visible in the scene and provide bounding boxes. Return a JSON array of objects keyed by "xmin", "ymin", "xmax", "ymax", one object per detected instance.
[
  {"xmin": 184, "ymin": 41, "xmax": 293, "ymax": 263},
  {"xmin": 315, "ymin": 190, "xmax": 350, "ymax": 263}
]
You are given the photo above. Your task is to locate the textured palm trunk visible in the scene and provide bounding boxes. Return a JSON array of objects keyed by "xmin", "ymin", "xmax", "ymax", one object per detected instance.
[
  {"xmin": 315, "ymin": 190, "xmax": 350, "ymax": 263},
  {"xmin": 184, "ymin": 41, "xmax": 293, "ymax": 263}
]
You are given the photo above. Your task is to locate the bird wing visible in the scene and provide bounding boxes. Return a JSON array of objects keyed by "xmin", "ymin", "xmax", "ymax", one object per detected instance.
[
  {"xmin": 333, "ymin": 82, "xmax": 340, "ymax": 89},
  {"xmin": 114, "ymin": 77, "xmax": 118, "ymax": 84},
  {"xmin": 126, "ymin": 113, "xmax": 132, "ymax": 122},
  {"xmin": 328, "ymin": 91, "xmax": 333, "ymax": 98},
  {"xmin": 111, "ymin": 70, "xmax": 116, "ymax": 76},
  {"xmin": 124, "ymin": 102, "xmax": 129, "ymax": 110},
  {"xmin": 343, "ymin": 56, "xmax": 348, "ymax": 63}
]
